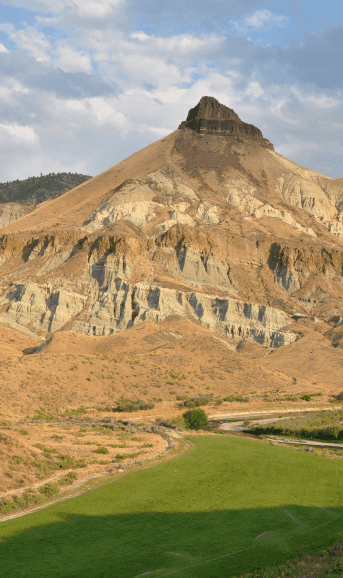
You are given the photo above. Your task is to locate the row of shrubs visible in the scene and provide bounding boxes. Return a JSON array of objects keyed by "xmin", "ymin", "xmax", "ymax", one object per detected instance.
[
  {"xmin": 248, "ymin": 409, "xmax": 343, "ymax": 441},
  {"xmin": 249, "ymin": 424, "xmax": 343, "ymax": 441},
  {"xmin": 0, "ymin": 472, "xmax": 78, "ymax": 516},
  {"xmin": 178, "ymin": 394, "xmax": 249, "ymax": 408},
  {"xmin": 113, "ymin": 400, "xmax": 155, "ymax": 412}
]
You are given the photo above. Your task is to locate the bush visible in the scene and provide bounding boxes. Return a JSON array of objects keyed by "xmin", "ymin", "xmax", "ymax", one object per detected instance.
[
  {"xmin": 94, "ymin": 446, "xmax": 109, "ymax": 454},
  {"xmin": 62, "ymin": 406, "xmax": 87, "ymax": 417},
  {"xmin": 223, "ymin": 395, "xmax": 249, "ymax": 403},
  {"xmin": 38, "ymin": 483, "xmax": 59, "ymax": 497},
  {"xmin": 178, "ymin": 395, "xmax": 213, "ymax": 408},
  {"xmin": 58, "ymin": 471, "xmax": 78, "ymax": 486},
  {"xmin": 113, "ymin": 400, "xmax": 155, "ymax": 413},
  {"xmin": 183, "ymin": 408, "xmax": 208, "ymax": 430}
]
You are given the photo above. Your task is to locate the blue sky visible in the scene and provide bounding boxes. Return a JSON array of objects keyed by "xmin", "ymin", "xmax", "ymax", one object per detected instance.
[{"xmin": 0, "ymin": 0, "xmax": 342, "ymax": 181}]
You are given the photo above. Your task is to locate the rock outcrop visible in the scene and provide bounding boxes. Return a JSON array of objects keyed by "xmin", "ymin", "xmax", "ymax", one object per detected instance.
[
  {"xmin": 178, "ymin": 96, "xmax": 274, "ymax": 149},
  {"xmin": 0, "ymin": 203, "xmax": 31, "ymax": 228}
]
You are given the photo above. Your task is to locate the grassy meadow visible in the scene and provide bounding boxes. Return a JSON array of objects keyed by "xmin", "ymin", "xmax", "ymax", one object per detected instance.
[{"xmin": 1, "ymin": 435, "xmax": 343, "ymax": 578}]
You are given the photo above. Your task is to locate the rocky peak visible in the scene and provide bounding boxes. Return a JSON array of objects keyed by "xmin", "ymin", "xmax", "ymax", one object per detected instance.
[{"xmin": 179, "ymin": 96, "xmax": 274, "ymax": 149}]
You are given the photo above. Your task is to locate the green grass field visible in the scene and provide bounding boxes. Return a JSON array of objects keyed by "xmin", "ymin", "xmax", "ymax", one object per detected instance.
[{"xmin": 1, "ymin": 435, "xmax": 343, "ymax": 578}]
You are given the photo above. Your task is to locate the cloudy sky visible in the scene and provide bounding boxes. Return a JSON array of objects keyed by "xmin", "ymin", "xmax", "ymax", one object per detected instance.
[{"xmin": 0, "ymin": 0, "xmax": 342, "ymax": 181}]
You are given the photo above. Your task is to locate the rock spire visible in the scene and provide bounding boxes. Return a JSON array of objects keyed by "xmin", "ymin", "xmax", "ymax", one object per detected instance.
[{"xmin": 178, "ymin": 96, "xmax": 274, "ymax": 149}]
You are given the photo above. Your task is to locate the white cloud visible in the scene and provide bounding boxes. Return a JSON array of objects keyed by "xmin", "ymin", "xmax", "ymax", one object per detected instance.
[
  {"xmin": 69, "ymin": 0, "xmax": 125, "ymax": 18},
  {"xmin": 10, "ymin": 27, "xmax": 51, "ymax": 62},
  {"xmin": 245, "ymin": 81, "xmax": 264, "ymax": 98},
  {"xmin": 245, "ymin": 10, "xmax": 288, "ymax": 28},
  {"xmin": 89, "ymin": 97, "xmax": 125, "ymax": 124},
  {"xmin": 130, "ymin": 32, "xmax": 149, "ymax": 42},
  {"xmin": 78, "ymin": 29, "xmax": 223, "ymax": 66},
  {"xmin": 277, "ymin": 138, "xmax": 321, "ymax": 159},
  {"xmin": 129, "ymin": 31, "xmax": 224, "ymax": 58},
  {"xmin": 0, "ymin": 43, "xmax": 8, "ymax": 53},
  {"xmin": 0, "ymin": 23, "xmax": 15, "ymax": 35},
  {"xmin": 0, "ymin": 79, "xmax": 31, "ymax": 101},
  {"xmin": 55, "ymin": 45, "xmax": 92, "ymax": 71},
  {"xmin": 35, "ymin": 16, "xmax": 61, "ymax": 26},
  {"xmin": 13, "ymin": 0, "xmax": 125, "ymax": 18},
  {"xmin": 119, "ymin": 53, "xmax": 193, "ymax": 89},
  {"xmin": 0, "ymin": 123, "xmax": 37, "ymax": 142},
  {"xmin": 291, "ymin": 86, "xmax": 340, "ymax": 109}
]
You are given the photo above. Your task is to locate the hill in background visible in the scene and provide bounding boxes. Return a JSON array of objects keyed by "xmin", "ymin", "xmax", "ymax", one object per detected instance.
[
  {"xmin": 0, "ymin": 172, "xmax": 92, "ymax": 206},
  {"xmin": 0, "ymin": 172, "xmax": 92, "ymax": 228}
]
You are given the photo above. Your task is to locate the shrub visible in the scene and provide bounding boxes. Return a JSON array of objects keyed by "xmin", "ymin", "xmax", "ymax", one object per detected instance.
[
  {"xmin": 58, "ymin": 471, "xmax": 78, "ymax": 486},
  {"xmin": 94, "ymin": 446, "xmax": 109, "ymax": 454},
  {"xmin": 114, "ymin": 453, "xmax": 129, "ymax": 461},
  {"xmin": 183, "ymin": 408, "xmax": 209, "ymax": 430},
  {"xmin": 38, "ymin": 483, "xmax": 59, "ymax": 497},
  {"xmin": 282, "ymin": 394, "xmax": 298, "ymax": 402},
  {"xmin": 223, "ymin": 395, "xmax": 249, "ymax": 403},
  {"xmin": 62, "ymin": 406, "xmax": 87, "ymax": 417},
  {"xmin": 113, "ymin": 400, "xmax": 155, "ymax": 412},
  {"xmin": 96, "ymin": 405, "xmax": 113, "ymax": 412},
  {"xmin": 179, "ymin": 395, "xmax": 213, "ymax": 408},
  {"xmin": 336, "ymin": 392, "xmax": 343, "ymax": 400},
  {"xmin": 56, "ymin": 454, "xmax": 77, "ymax": 469},
  {"xmin": 33, "ymin": 408, "xmax": 55, "ymax": 421}
]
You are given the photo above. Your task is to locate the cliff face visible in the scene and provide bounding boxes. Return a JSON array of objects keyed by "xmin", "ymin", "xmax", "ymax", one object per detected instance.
[{"xmin": 0, "ymin": 97, "xmax": 343, "ymax": 354}]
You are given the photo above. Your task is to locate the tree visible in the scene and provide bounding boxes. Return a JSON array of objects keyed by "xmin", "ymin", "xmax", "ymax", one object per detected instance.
[{"xmin": 183, "ymin": 408, "xmax": 208, "ymax": 430}]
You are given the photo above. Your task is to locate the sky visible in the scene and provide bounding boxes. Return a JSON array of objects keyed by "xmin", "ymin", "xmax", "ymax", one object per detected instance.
[{"xmin": 0, "ymin": 0, "xmax": 342, "ymax": 181}]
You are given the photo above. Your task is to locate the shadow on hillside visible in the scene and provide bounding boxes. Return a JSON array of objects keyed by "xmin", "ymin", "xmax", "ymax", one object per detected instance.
[{"xmin": 1, "ymin": 505, "xmax": 342, "ymax": 578}]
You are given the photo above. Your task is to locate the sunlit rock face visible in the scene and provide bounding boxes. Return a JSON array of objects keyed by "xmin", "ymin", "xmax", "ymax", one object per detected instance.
[
  {"xmin": 0, "ymin": 203, "xmax": 31, "ymax": 228},
  {"xmin": 0, "ymin": 96, "xmax": 343, "ymax": 351}
]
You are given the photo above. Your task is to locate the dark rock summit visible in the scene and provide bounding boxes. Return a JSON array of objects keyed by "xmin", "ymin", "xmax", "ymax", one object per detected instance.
[{"xmin": 179, "ymin": 96, "xmax": 274, "ymax": 149}]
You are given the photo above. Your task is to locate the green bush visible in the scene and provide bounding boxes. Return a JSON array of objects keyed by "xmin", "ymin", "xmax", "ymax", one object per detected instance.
[
  {"xmin": 94, "ymin": 446, "xmax": 109, "ymax": 455},
  {"xmin": 113, "ymin": 400, "xmax": 155, "ymax": 412},
  {"xmin": 58, "ymin": 471, "xmax": 78, "ymax": 486},
  {"xmin": 95, "ymin": 405, "xmax": 113, "ymax": 412},
  {"xmin": 33, "ymin": 408, "xmax": 55, "ymax": 421},
  {"xmin": 38, "ymin": 483, "xmax": 59, "ymax": 497},
  {"xmin": 223, "ymin": 394, "xmax": 249, "ymax": 403},
  {"xmin": 179, "ymin": 395, "xmax": 213, "ymax": 408},
  {"xmin": 183, "ymin": 408, "xmax": 208, "ymax": 431},
  {"xmin": 62, "ymin": 406, "xmax": 87, "ymax": 417}
]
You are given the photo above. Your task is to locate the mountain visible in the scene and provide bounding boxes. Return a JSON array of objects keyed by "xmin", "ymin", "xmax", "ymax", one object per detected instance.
[
  {"xmin": 0, "ymin": 95, "xmax": 343, "ymax": 361},
  {"xmin": 0, "ymin": 172, "xmax": 92, "ymax": 228}
]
